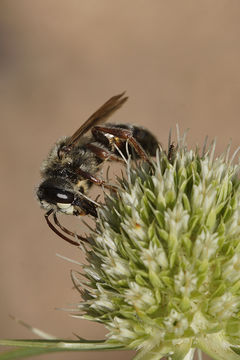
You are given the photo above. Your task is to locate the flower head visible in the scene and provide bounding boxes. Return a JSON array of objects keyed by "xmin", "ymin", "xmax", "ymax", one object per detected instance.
[{"xmin": 74, "ymin": 135, "xmax": 240, "ymax": 360}]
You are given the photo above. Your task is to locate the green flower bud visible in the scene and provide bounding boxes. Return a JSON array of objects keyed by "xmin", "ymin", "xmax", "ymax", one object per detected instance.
[{"xmin": 74, "ymin": 136, "xmax": 240, "ymax": 360}]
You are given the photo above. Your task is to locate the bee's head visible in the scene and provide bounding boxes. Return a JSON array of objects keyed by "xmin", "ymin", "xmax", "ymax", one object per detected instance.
[
  {"xmin": 37, "ymin": 178, "xmax": 97, "ymax": 217},
  {"xmin": 37, "ymin": 178, "xmax": 75, "ymax": 215}
]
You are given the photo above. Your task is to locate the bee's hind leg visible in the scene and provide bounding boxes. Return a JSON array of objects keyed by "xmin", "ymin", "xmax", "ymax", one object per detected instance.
[
  {"xmin": 92, "ymin": 125, "xmax": 151, "ymax": 164},
  {"xmin": 86, "ymin": 143, "xmax": 125, "ymax": 163}
]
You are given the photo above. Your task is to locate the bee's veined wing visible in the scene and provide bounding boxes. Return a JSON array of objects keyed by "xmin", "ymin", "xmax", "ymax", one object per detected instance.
[{"xmin": 65, "ymin": 92, "xmax": 128, "ymax": 147}]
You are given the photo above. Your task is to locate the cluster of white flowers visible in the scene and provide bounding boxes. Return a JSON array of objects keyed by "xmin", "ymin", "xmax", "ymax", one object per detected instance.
[{"xmin": 74, "ymin": 139, "xmax": 240, "ymax": 360}]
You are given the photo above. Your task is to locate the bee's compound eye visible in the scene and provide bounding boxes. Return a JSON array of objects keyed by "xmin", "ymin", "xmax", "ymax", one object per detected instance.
[{"xmin": 38, "ymin": 186, "xmax": 74, "ymax": 205}]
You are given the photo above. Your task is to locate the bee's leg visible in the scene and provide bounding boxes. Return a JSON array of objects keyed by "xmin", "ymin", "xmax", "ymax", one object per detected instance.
[
  {"xmin": 77, "ymin": 168, "xmax": 118, "ymax": 192},
  {"xmin": 86, "ymin": 143, "xmax": 124, "ymax": 163},
  {"xmin": 86, "ymin": 143, "xmax": 125, "ymax": 163},
  {"xmin": 92, "ymin": 126, "xmax": 151, "ymax": 164},
  {"xmin": 73, "ymin": 195, "xmax": 99, "ymax": 217},
  {"xmin": 45, "ymin": 209, "xmax": 88, "ymax": 246},
  {"xmin": 53, "ymin": 212, "xmax": 89, "ymax": 242}
]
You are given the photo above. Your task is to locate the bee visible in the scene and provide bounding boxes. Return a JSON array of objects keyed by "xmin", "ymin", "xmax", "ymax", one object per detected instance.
[{"xmin": 36, "ymin": 93, "xmax": 159, "ymax": 245}]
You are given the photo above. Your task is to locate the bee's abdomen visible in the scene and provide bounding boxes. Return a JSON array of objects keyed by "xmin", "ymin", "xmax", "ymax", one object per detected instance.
[{"xmin": 131, "ymin": 125, "xmax": 159, "ymax": 156}]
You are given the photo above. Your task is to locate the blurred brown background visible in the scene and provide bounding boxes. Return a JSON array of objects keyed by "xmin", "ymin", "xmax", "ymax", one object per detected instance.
[{"xmin": 1, "ymin": 1, "xmax": 240, "ymax": 359}]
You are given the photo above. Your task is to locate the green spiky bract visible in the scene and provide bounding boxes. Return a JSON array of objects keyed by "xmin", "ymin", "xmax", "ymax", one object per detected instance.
[
  {"xmin": 75, "ymin": 137, "xmax": 240, "ymax": 360},
  {"xmin": 1, "ymin": 134, "xmax": 240, "ymax": 360}
]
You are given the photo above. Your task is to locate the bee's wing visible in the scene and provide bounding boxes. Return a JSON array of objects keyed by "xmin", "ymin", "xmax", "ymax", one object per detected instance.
[{"xmin": 65, "ymin": 92, "xmax": 128, "ymax": 147}]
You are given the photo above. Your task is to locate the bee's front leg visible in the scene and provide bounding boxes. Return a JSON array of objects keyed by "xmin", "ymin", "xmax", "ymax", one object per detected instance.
[{"xmin": 45, "ymin": 209, "xmax": 87, "ymax": 246}]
